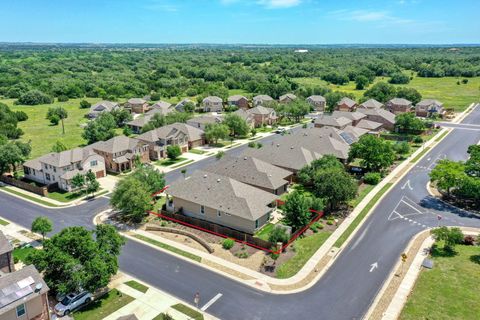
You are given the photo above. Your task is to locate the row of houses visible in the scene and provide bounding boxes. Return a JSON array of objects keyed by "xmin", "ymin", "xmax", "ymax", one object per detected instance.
[{"xmin": 23, "ymin": 123, "xmax": 206, "ymax": 192}]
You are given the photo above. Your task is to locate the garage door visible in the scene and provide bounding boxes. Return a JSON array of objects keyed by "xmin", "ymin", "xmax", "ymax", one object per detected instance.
[{"xmin": 96, "ymin": 170, "xmax": 105, "ymax": 178}]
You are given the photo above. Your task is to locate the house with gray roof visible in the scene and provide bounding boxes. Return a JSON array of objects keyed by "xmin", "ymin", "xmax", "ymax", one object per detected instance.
[
  {"xmin": 253, "ymin": 95, "xmax": 274, "ymax": 107},
  {"xmin": 306, "ymin": 95, "xmax": 326, "ymax": 111},
  {"xmin": 87, "ymin": 101, "xmax": 119, "ymax": 119},
  {"xmin": 332, "ymin": 111, "xmax": 367, "ymax": 126},
  {"xmin": 234, "ymin": 109, "xmax": 255, "ymax": 128},
  {"xmin": 359, "ymin": 99, "xmax": 383, "ymax": 110},
  {"xmin": 202, "ymin": 96, "xmax": 223, "ymax": 112},
  {"xmin": 0, "ymin": 264, "xmax": 49, "ymax": 320},
  {"xmin": 166, "ymin": 170, "xmax": 278, "ymax": 234},
  {"xmin": 89, "ymin": 136, "xmax": 150, "ymax": 173},
  {"xmin": 357, "ymin": 108, "xmax": 396, "ymax": 131},
  {"xmin": 23, "ymin": 147, "xmax": 106, "ymax": 191},
  {"xmin": 247, "ymin": 106, "xmax": 277, "ymax": 127},
  {"xmin": 187, "ymin": 115, "xmax": 223, "ymax": 130},
  {"xmin": 415, "ymin": 99, "xmax": 445, "ymax": 118},
  {"xmin": 314, "ymin": 115, "xmax": 353, "ymax": 129},
  {"xmin": 203, "ymin": 155, "xmax": 292, "ymax": 194},
  {"xmin": 279, "ymin": 93, "xmax": 297, "ymax": 104},
  {"xmin": 336, "ymin": 97, "xmax": 357, "ymax": 112},
  {"xmin": 126, "ymin": 98, "xmax": 149, "ymax": 114},
  {"xmin": 175, "ymin": 98, "xmax": 194, "ymax": 112},
  {"xmin": 386, "ymin": 98, "xmax": 412, "ymax": 115},
  {"xmin": 0, "ymin": 231, "xmax": 13, "ymax": 274},
  {"xmin": 305, "ymin": 126, "xmax": 367, "ymax": 145},
  {"xmin": 227, "ymin": 95, "xmax": 249, "ymax": 110},
  {"xmin": 356, "ymin": 119, "xmax": 383, "ymax": 132}
]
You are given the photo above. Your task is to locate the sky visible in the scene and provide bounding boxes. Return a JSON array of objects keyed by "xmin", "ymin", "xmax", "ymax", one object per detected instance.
[{"xmin": 0, "ymin": 0, "xmax": 479, "ymax": 44}]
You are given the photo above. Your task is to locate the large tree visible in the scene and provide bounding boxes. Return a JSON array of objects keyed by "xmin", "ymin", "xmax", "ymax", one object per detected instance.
[
  {"xmin": 313, "ymin": 168, "xmax": 358, "ymax": 211},
  {"xmin": 31, "ymin": 216, "xmax": 53, "ymax": 240},
  {"xmin": 282, "ymin": 190, "xmax": 312, "ymax": 231},
  {"xmin": 26, "ymin": 225, "xmax": 125, "ymax": 295},
  {"xmin": 348, "ymin": 135, "xmax": 395, "ymax": 172},
  {"xmin": 429, "ymin": 159, "xmax": 466, "ymax": 196},
  {"xmin": 0, "ymin": 139, "xmax": 31, "ymax": 174},
  {"xmin": 205, "ymin": 123, "xmax": 229, "ymax": 144},
  {"xmin": 395, "ymin": 112, "xmax": 426, "ymax": 133},
  {"xmin": 224, "ymin": 113, "xmax": 250, "ymax": 138},
  {"xmin": 110, "ymin": 178, "xmax": 153, "ymax": 222},
  {"xmin": 298, "ymin": 155, "xmax": 345, "ymax": 186},
  {"xmin": 82, "ymin": 112, "xmax": 117, "ymax": 144},
  {"xmin": 130, "ymin": 166, "xmax": 166, "ymax": 194},
  {"xmin": 46, "ymin": 106, "xmax": 68, "ymax": 134}
]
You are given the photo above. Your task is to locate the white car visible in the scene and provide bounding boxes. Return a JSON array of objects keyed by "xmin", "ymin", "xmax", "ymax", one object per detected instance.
[{"xmin": 54, "ymin": 291, "xmax": 93, "ymax": 316}]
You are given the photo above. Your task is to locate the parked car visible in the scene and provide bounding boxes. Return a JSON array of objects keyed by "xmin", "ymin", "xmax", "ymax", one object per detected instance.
[
  {"xmin": 275, "ymin": 128, "xmax": 286, "ymax": 134},
  {"xmin": 54, "ymin": 291, "xmax": 93, "ymax": 316}
]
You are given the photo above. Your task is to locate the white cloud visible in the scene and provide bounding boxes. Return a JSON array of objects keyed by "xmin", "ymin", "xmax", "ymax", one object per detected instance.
[
  {"xmin": 329, "ymin": 9, "xmax": 413, "ymax": 24},
  {"xmin": 257, "ymin": 0, "xmax": 302, "ymax": 8}
]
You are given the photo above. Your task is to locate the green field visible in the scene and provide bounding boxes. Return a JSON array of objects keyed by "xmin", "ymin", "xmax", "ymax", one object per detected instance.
[
  {"xmin": 400, "ymin": 244, "xmax": 480, "ymax": 320},
  {"xmin": 2, "ymin": 98, "xmax": 102, "ymax": 159},
  {"xmin": 293, "ymin": 76, "xmax": 480, "ymax": 111}
]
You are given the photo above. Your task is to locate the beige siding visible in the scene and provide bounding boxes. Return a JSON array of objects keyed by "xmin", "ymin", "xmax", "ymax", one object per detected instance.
[{"xmin": 0, "ymin": 295, "xmax": 49, "ymax": 320}]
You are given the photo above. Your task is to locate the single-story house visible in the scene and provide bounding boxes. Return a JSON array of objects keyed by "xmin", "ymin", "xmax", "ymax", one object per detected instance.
[
  {"xmin": 279, "ymin": 93, "xmax": 297, "ymax": 104},
  {"xmin": 87, "ymin": 101, "xmax": 119, "ymax": 119},
  {"xmin": 355, "ymin": 119, "xmax": 383, "ymax": 132},
  {"xmin": 227, "ymin": 95, "xmax": 249, "ymax": 110},
  {"xmin": 386, "ymin": 98, "xmax": 412, "ymax": 115},
  {"xmin": 23, "ymin": 147, "xmax": 106, "ymax": 192},
  {"xmin": 357, "ymin": 108, "xmax": 396, "ymax": 131},
  {"xmin": 166, "ymin": 170, "xmax": 278, "ymax": 234},
  {"xmin": 202, "ymin": 96, "xmax": 223, "ymax": 112},
  {"xmin": 336, "ymin": 97, "xmax": 357, "ymax": 112},
  {"xmin": 126, "ymin": 98, "xmax": 149, "ymax": 114},
  {"xmin": 203, "ymin": 155, "xmax": 292, "ymax": 195},
  {"xmin": 314, "ymin": 115, "xmax": 353, "ymax": 130},
  {"xmin": 359, "ymin": 99, "xmax": 383, "ymax": 109},
  {"xmin": 306, "ymin": 95, "xmax": 326, "ymax": 111},
  {"xmin": 332, "ymin": 111, "xmax": 367, "ymax": 126},
  {"xmin": 253, "ymin": 95, "xmax": 274, "ymax": 107},
  {"xmin": 187, "ymin": 115, "xmax": 223, "ymax": 130},
  {"xmin": 415, "ymin": 99, "xmax": 445, "ymax": 118}
]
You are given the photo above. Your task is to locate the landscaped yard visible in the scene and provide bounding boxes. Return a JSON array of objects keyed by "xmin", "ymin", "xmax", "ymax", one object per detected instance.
[
  {"xmin": 124, "ymin": 280, "xmax": 148, "ymax": 293},
  {"xmin": 400, "ymin": 243, "xmax": 480, "ymax": 320},
  {"xmin": 156, "ymin": 157, "xmax": 188, "ymax": 167},
  {"xmin": 46, "ymin": 188, "xmax": 106, "ymax": 203},
  {"xmin": 2, "ymin": 98, "xmax": 102, "ymax": 159},
  {"xmin": 0, "ymin": 218, "xmax": 9, "ymax": 226},
  {"xmin": 73, "ymin": 289, "xmax": 133, "ymax": 320},
  {"xmin": 133, "ymin": 234, "xmax": 202, "ymax": 262},
  {"xmin": 255, "ymin": 223, "xmax": 275, "ymax": 241},
  {"xmin": 171, "ymin": 303, "xmax": 204, "ymax": 320},
  {"xmin": 188, "ymin": 148, "xmax": 207, "ymax": 155},
  {"xmin": 13, "ymin": 246, "xmax": 36, "ymax": 263}
]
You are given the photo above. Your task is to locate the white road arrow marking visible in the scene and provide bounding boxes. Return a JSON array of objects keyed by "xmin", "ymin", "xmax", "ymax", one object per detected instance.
[
  {"xmin": 370, "ymin": 262, "xmax": 378, "ymax": 272},
  {"xmin": 401, "ymin": 180, "xmax": 413, "ymax": 190},
  {"xmin": 201, "ymin": 293, "xmax": 223, "ymax": 311}
]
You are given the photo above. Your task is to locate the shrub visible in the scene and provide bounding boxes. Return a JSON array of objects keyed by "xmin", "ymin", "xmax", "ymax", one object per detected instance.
[
  {"xmin": 268, "ymin": 227, "xmax": 289, "ymax": 244},
  {"xmin": 15, "ymin": 111, "xmax": 28, "ymax": 122},
  {"xmin": 13, "ymin": 256, "xmax": 19, "ymax": 264},
  {"xmin": 463, "ymin": 235, "xmax": 476, "ymax": 246},
  {"xmin": 413, "ymin": 135, "xmax": 423, "ymax": 144},
  {"xmin": 222, "ymin": 238, "xmax": 235, "ymax": 250},
  {"xmin": 248, "ymin": 142, "xmax": 256, "ymax": 148},
  {"xmin": 326, "ymin": 220, "xmax": 334, "ymax": 226},
  {"xmin": 166, "ymin": 145, "xmax": 182, "ymax": 160},
  {"xmin": 310, "ymin": 222, "xmax": 324, "ymax": 233},
  {"xmin": 393, "ymin": 141, "xmax": 411, "ymax": 155},
  {"xmin": 57, "ymin": 95, "xmax": 69, "ymax": 102},
  {"xmin": 235, "ymin": 251, "xmax": 249, "ymax": 259},
  {"xmin": 79, "ymin": 100, "xmax": 91, "ymax": 109},
  {"xmin": 16, "ymin": 90, "xmax": 53, "ymax": 105},
  {"xmin": 364, "ymin": 172, "xmax": 382, "ymax": 185}
]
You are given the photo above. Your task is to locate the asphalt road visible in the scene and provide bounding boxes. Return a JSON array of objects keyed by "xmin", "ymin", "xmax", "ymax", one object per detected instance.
[{"xmin": 0, "ymin": 106, "xmax": 479, "ymax": 319}]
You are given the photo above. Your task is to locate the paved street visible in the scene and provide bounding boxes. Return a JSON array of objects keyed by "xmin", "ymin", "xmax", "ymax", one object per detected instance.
[{"xmin": 0, "ymin": 106, "xmax": 479, "ymax": 319}]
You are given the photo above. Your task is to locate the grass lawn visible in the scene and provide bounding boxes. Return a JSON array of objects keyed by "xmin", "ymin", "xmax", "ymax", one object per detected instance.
[
  {"xmin": 400, "ymin": 244, "xmax": 480, "ymax": 320},
  {"xmin": 133, "ymin": 234, "xmax": 202, "ymax": 262},
  {"xmin": 293, "ymin": 76, "xmax": 480, "ymax": 111},
  {"xmin": 13, "ymin": 246, "xmax": 36, "ymax": 263},
  {"xmin": 410, "ymin": 147, "xmax": 431, "ymax": 164},
  {"xmin": 188, "ymin": 148, "xmax": 207, "ymax": 155},
  {"xmin": 2, "ymin": 98, "xmax": 102, "ymax": 159},
  {"xmin": 171, "ymin": 303, "xmax": 204, "ymax": 320},
  {"xmin": 0, "ymin": 186, "xmax": 61, "ymax": 207},
  {"xmin": 124, "ymin": 280, "xmax": 148, "ymax": 293},
  {"xmin": 171, "ymin": 159, "xmax": 194, "ymax": 169},
  {"xmin": 276, "ymin": 231, "xmax": 333, "ymax": 279},
  {"xmin": 156, "ymin": 157, "xmax": 187, "ymax": 167},
  {"xmin": 255, "ymin": 223, "xmax": 275, "ymax": 241},
  {"xmin": 257, "ymin": 126, "xmax": 273, "ymax": 133},
  {"xmin": 46, "ymin": 189, "xmax": 108, "ymax": 203},
  {"xmin": 349, "ymin": 184, "xmax": 375, "ymax": 208},
  {"xmin": 435, "ymin": 130, "xmax": 450, "ymax": 142},
  {"xmin": 334, "ymin": 183, "xmax": 393, "ymax": 248},
  {"xmin": 73, "ymin": 289, "xmax": 133, "ymax": 320},
  {"xmin": 0, "ymin": 218, "xmax": 9, "ymax": 226},
  {"xmin": 224, "ymin": 142, "xmax": 241, "ymax": 149}
]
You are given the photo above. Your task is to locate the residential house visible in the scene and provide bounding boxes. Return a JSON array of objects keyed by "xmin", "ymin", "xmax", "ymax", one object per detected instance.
[
  {"xmin": 357, "ymin": 108, "xmax": 396, "ymax": 131},
  {"xmin": 247, "ymin": 106, "xmax": 277, "ymax": 127},
  {"xmin": 415, "ymin": 99, "xmax": 445, "ymax": 118},
  {"xmin": 175, "ymin": 99, "xmax": 194, "ymax": 113},
  {"xmin": 89, "ymin": 136, "xmax": 150, "ymax": 173},
  {"xmin": 355, "ymin": 119, "xmax": 383, "ymax": 133},
  {"xmin": 87, "ymin": 101, "xmax": 119, "ymax": 119},
  {"xmin": 187, "ymin": 115, "xmax": 223, "ymax": 130},
  {"xmin": 386, "ymin": 98, "xmax": 412, "ymax": 115},
  {"xmin": 332, "ymin": 111, "xmax": 366, "ymax": 126},
  {"xmin": 253, "ymin": 95, "xmax": 274, "ymax": 107},
  {"xmin": 227, "ymin": 95, "xmax": 249, "ymax": 110},
  {"xmin": 23, "ymin": 147, "xmax": 106, "ymax": 192},
  {"xmin": 233, "ymin": 109, "xmax": 255, "ymax": 128},
  {"xmin": 150, "ymin": 101, "xmax": 173, "ymax": 115},
  {"xmin": 306, "ymin": 95, "xmax": 326, "ymax": 111},
  {"xmin": 310, "ymin": 126, "xmax": 368, "ymax": 145},
  {"xmin": 359, "ymin": 99, "xmax": 383, "ymax": 109},
  {"xmin": 126, "ymin": 98, "xmax": 149, "ymax": 114},
  {"xmin": 314, "ymin": 115, "xmax": 352, "ymax": 130},
  {"xmin": 166, "ymin": 171, "xmax": 278, "ymax": 234},
  {"xmin": 336, "ymin": 97, "xmax": 357, "ymax": 112},
  {"xmin": 202, "ymin": 96, "xmax": 223, "ymax": 112},
  {"xmin": 279, "ymin": 93, "xmax": 297, "ymax": 104},
  {"xmin": 0, "ymin": 265, "xmax": 50, "ymax": 320},
  {"xmin": 0, "ymin": 231, "xmax": 14, "ymax": 273},
  {"xmin": 127, "ymin": 116, "xmax": 153, "ymax": 134},
  {"xmin": 136, "ymin": 123, "xmax": 204, "ymax": 160},
  {"xmin": 203, "ymin": 155, "xmax": 292, "ymax": 195}
]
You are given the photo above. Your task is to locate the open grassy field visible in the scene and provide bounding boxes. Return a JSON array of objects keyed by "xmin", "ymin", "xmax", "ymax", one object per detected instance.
[
  {"xmin": 1, "ymin": 98, "xmax": 102, "ymax": 158},
  {"xmin": 400, "ymin": 243, "xmax": 480, "ymax": 320},
  {"xmin": 293, "ymin": 76, "xmax": 480, "ymax": 111}
]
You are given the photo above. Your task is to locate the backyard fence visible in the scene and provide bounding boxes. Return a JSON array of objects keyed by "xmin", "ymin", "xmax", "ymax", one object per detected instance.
[{"xmin": 0, "ymin": 175, "xmax": 49, "ymax": 197}]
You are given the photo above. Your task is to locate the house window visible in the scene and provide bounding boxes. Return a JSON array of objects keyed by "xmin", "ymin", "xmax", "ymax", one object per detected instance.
[
  {"xmin": 52, "ymin": 175, "xmax": 55, "ymax": 181},
  {"xmin": 217, "ymin": 210, "xmax": 221, "ymax": 217},
  {"xmin": 255, "ymin": 219, "xmax": 259, "ymax": 229},
  {"xmin": 45, "ymin": 173, "xmax": 51, "ymax": 181},
  {"xmin": 53, "ymin": 167, "xmax": 56, "ymax": 173},
  {"xmin": 90, "ymin": 160, "xmax": 98, "ymax": 167},
  {"xmin": 200, "ymin": 205, "xmax": 205, "ymax": 215},
  {"xmin": 16, "ymin": 303, "xmax": 26, "ymax": 317}
]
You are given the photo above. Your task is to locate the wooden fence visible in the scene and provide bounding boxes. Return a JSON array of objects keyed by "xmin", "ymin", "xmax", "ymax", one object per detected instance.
[
  {"xmin": 159, "ymin": 209, "xmax": 273, "ymax": 250},
  {"xmin": 0, "ymin": 175, "xmax": 49, "ymax": 197}
]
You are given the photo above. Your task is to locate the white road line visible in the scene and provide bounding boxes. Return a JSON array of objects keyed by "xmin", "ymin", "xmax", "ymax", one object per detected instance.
[{"xmin": 201, "ymin": 293, "xmax": 223, "ymax": 311}]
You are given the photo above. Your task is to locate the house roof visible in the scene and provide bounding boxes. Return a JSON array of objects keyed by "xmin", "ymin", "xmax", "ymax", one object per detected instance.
[
  {"xmin": 127, "ymin": 115, "xmax": 153, "ymax": 128},
  {"xmin": 304, "ymin": 126, "xmax": 366, "ymax": 145},
  {"xmin": 167, "ymin": 171, "xmax": 278, "ymax": 220},
  {"xmin": 128, "ymin": 98, "xmax": 146, "ymax": 105},
  {"xmin": 234, "ymin": 109, "xmax": 253, "ymax": 122},
  {"xmin": 187, "ymin": 115, "xmax": 223, "ymax": 125},
  {"xmin": 203, "ymin": 155, "xmax": 291, "ymax": 190},
  {"xmin": 0, "ymin": 231, "xmax": 12, "ymax": 256},
  {"xmin": 175, "ymin": 99, "xmax": 193, "ymax": 111},
  {"xmin": 253, "ymin": 95, "xmax": 273, "ymax": 102},
  {"xmin": 332, "ymin": 111, "xmax": 367, "ymax": 121},
  {"xmin": 90, "ymin": 136, "xmax": 145, "ymax": 154},
  {"xmin": 248, "ymin": 106, "xmax": 275, "ymax": 116},
  {"xmin": 279, "ymin": 93, "xmax": 297, "ymax": 101},
  {"xmin": 151, "ymin": 101, "xmax": 172, "ymax": 109},
  {"xmin": 307, "ymin": 95, "xmax": 326, "ymax": 102},
  {"xmin": 31, "ymin": 147, "xmax": 97, "ymax": 168},
  {"xmin": 388, "ymin": 98, "xmax": 412, "ymax": 106},
  {"xmin": 337, "ymin": 97, "xmax": 357, "ymax": 107},
  {"xmin": 356, "ymin": 119, "xmax": 383, "ymax": 131},
  {"xmin": 0, "ymin": 265, "xmax": 49, "ymax": 315},
  {"xmin": 90, "ymin": 101, "xmax": 118, "ymax": 113},
  {"xmin": 416, "ymin": 99, "xmax": 443, "ymax": 108},
  {"xmin": 136, "ymin": 123, "xmax": 204, "ymax": 143},
  {"xmin": 360, "ymin": 99, "xmax": 383, "ymax": 109},
  {"xmin": 203, "ymin": 96, "xmax": 223, "ymax": 103},
  {"xmin": 228, "ymin": 95, "xmax": 247, "ymax": 102},
  {"xmin": 315, "ymin": 115, "xmax": 352, "ymax": 127},
  {"xmin": 357, "ymin": 108, "xmax": 396, "ymax": 124}
]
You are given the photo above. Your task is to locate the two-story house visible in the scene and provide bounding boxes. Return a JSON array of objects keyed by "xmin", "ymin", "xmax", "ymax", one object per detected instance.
[
  {"xmin": 126, "ymin": 98, "xmax": 149, "ymax": 114},
  {"xmin": 247, "ymin": 106, "xmax": 277, "ymax": 127},
  {"xmin": 202, "ymin": 96, "xmax": 223, "ymax": 112},
  {"xmin": 306, "ymin": 95, "xmax": 326, "ymax": 111},
  {"xmin": 279, "ymin": 93, "xmax": 297, "ymax": 104},
  {"xmin": 0, "ymin": 232, "xmax": 14, "ymax": 273},
  {"xmin": 415, "ymin": 99, "xmax": 445, "ymax": 118},
  {"xmin": 187, "ymin": 115, "xmax": 223, "ymax": 130},
  {"xmin": 336, "ymin": 97, "xmax": 357, "ymax": 112},
  {"xmin": 87, "ymin": 101, "xmax": 119, "ymax": 119},
  {"xmin": 386, "ymin": 98, "xmax": 413, "ymax": 115},
  {"xmin": 23, "ymin": 147, "xmax": 106, "ymax": 191},
  {"xmin": 253, "ymin": 95, "xmax": 274, "ymax": 107},
  {"xmin": 227, "ymin": 95, "xmax": 249, "ymax": 110}
]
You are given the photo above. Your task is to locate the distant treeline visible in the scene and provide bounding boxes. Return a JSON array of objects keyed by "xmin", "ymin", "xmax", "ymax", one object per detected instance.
[{"xmin": 1, "ymin": 47, "xmax": 479, "ymax": 104}]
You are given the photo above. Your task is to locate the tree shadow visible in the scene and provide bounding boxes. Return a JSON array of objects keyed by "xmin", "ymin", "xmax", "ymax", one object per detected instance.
[
  {"xmin": 430, "ymin": 244, "xmax": 458, "ymax": 258},
  {"xmin": 469, "ymin": 255, "xmax": 480, "ymax": 265}
]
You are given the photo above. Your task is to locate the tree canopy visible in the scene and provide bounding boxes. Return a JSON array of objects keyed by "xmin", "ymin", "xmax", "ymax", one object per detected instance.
[{"xmin": 348, "ymin": 135, "xmax": 396, "ymax": 172}]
